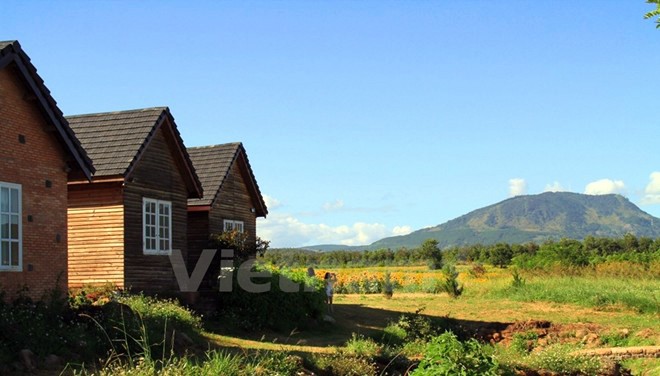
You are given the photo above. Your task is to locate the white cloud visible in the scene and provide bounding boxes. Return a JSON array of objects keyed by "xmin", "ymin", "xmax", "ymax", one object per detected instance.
[
  {"xmin": 544, "ymin": 181, "xmax": 566, "ymax": 192},
  {"xmin": 641, "ymin": 172, "xmax": 660, "ymax": 205},
  {"xmin": 257, "ymin": 213, "xmax": 410, "ymax": 248},
  {"xmin": 322, "ymin": 199, "xmax": 345, "ymax": 211},
  {"xmin": 508, "ymin": 178, "xmax": 527, "ymax": 197},
  {"xmin": 262, "ymin": 194, "xmax": 282, "ymax": 210},
  {"xmin": 584, "ymin": 179, "xmax": 626, "ymax": 195},
  {"xmin": 392, "ymin": 226, "xmax": 413, "ymax": 236}
]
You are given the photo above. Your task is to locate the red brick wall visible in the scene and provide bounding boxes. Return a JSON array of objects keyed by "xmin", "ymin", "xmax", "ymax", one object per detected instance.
[{"xmin": 0, "ymin": 66, "xmax": 70, "ymax": 300}]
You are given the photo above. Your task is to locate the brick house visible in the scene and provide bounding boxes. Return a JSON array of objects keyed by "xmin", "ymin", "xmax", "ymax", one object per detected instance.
[
  {"xmin": 0, "ymin": 41, "xmax": 95, "ymax": 300},
  {"xmin": 187, "ymin": 143, "xmax": 267, "ymax": 291},
  {"xmin": 66, "ymin": 107, "xmax": 202, "ymax": 294}
]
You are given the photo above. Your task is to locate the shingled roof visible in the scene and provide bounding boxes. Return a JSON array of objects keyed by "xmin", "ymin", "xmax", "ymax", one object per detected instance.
[
  {"xmin": 0, "ymin": 40, "xmax": 94, "ymax": 178},
  {"xmin": 187, "ymin": 143, "xmax": 267, "ymax": 217},
  {"xmin": 66, "ymin": 107, "xmax": 202, "ymax": 197}
]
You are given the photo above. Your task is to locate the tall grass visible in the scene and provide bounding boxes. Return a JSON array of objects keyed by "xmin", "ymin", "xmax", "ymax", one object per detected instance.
[
  {"xmin": 492, "ymin": 275, "xmax": 660, "ymax": 314},
  {"xmin": 71, "ymin": 349, "xmax": 301, "ymax": 376}
]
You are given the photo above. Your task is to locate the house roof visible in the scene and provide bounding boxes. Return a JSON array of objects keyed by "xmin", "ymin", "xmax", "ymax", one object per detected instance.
[
  {"xmin": 66, "ymin": 107, "xmax": 203, "ymax": 198},
  {"xmin": 0, "ymin": 40, "xmax": 94, "ymax": 179},
  {"xmin": 187, "ymin": 143, "xmax": 268, "ymax": 217}
]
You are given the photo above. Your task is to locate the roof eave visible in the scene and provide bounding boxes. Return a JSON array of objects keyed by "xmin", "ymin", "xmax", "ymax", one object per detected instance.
[{"xmin": 122, "ymin": 108, "xmax": 203, "ymax": 199}]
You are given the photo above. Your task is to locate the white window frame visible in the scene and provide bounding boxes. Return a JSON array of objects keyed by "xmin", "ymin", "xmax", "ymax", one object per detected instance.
[
  {"xmin": 223, "ymin": 219, "xmax": 244, "ymax": 233},
  {"xmin": 0, "ymin": 182, "xmax": 22, "ymax": 271},
  {"xmin": 143, "ymin": 198, "xmax": 172, "ymax": 255}
]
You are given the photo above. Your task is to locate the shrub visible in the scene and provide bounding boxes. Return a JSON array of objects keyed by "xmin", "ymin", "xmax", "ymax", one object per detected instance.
[
  {"xmin": 392, "ymin": 308, "xmax": 440, "ymax": 342},
  {"xmin": 344, "ymin": 333, "xmax": 381, "ymax": 358},
  {"xmin": 440, "ymin": 264, "xmax": 463, "ymax": 298},
  {"xmin": 382, "ymin": 271, "xmax": 394, "ymax": 298},
  {"xmin": 0, "ymin": 285, "xmax": 93, "ymax": 359},
  {"xmin": 468, "ymin": 263, "xmax": 487, "ymax": 278},
  {"xmin": 216, "ymin": 264, "xmax": 325, "ymax": 331},
  {"xmin": 313, "ymin": 353, "xmax": 377, "ymax": 376},
  {"xmin": 509, "ymin": 331, "xmax": 538, "ymax": 354},
  {"xmin": 72, "ymin": 348, "xmax": 301, "ymax": 376},
  {"xmin": 511, "ymin": 269, "xmax": 526, "ymax": 288},
  {"xmin": 411, "ymin": 331, "xmax": 498, "ymax": 376},
  {"xmin": 382, "ymin": 323, "xmax": 408, "ymax": 346},
  {"xmin": 115, "ymin": 293, "xmax": 202, "ymax": 355},
  {"xmin": 210, "ymin": 230, "xmax": 270, "ymax": 261},
  {"xmin": 68, "ymin": 292, "xmax": 204, "ymax": 361}
]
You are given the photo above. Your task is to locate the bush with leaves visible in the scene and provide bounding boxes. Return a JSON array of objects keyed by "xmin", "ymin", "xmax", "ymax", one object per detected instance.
[
  {"xmin": 210, "ymin": 230, "xmax": 270, "ymax": 261},
  {"xmin": 312, "ymin": 353, "xmax": 377, "ymax": 376},
  {"xmin": 411, "ymin": 331, "xmax": 499, "ymax": 376},
  {"xmin": 216, "ymin": 264, "xmax": 325, "ymax": 331},
  {"xmin": 0, "ymin": 286, "xmax": 90, "ymax": 359},
  {"xmin": 388, "ymin": 308, "xmax": 441, "ymax": 342}
]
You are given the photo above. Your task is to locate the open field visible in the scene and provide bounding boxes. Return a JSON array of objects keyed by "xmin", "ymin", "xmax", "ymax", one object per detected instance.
[
  {"xmin": 5, "ymin": 264, "xmax": 657, "ymax": 374},
  {"xmin": 204, "ymin": 265, "xmax": 659, "ymax": 374}
]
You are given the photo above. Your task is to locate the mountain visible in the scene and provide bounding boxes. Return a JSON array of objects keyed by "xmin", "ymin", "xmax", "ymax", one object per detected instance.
[
  {"xmin": 368, "ymin": 192, "xmax": 660, "ymax": 250},
  {"xmin": 299, "ymin": 244, "xmax": 366, "ymax": 252}
]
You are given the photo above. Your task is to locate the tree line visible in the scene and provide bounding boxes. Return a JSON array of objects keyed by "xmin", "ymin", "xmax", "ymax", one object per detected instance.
[{"xmin": 262, "ymin": 234, "xmax": 660, "ymax": 269}]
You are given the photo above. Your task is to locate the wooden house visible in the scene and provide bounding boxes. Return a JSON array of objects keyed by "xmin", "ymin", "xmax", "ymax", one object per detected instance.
[
  {"xmin": 0, "ymin": 41, "xmax": 94, "ymax": 299},
  {"xmin": 187, "ymin": 143, "xmax": 267, "ymax": 290},
  {"xmin": 66, "ymin": 107, "xmax": 202, "ymax": 294}
]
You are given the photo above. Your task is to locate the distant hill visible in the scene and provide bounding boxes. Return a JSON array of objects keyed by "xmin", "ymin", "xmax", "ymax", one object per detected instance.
[
  {"xmin": 301, "ymin": 244, "xmax": 367, "ymax": 252},
  {"xmin": 370, "ymin": 192, "xmax": 660, "ymax": 249},
  {"xmin": 302, "ymin": 192, "xmax": 660, "ymax": 251}
]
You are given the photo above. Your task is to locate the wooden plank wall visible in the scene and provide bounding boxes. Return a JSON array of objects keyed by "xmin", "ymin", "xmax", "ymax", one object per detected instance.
[
  {"xmin": 123, "ymin": 123, "xmax": 190, "ymax": 295},
  {"xmin": 187, "ymin": 210, "xmax": 210, "ymax": 264},
  {"xmin": 208, "ymin": 157, "xmax": 257, "ymax": 246},
  {"xmin": 186, "ymin": 210, "xmax": 218, "ymax": 291},
  {"xmin": 67, "ymin": 183, "xmax": 124, "ymax": 287}
]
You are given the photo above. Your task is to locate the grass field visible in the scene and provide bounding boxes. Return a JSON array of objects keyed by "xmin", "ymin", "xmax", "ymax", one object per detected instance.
[{"xmin": 204, "ymin": 264, "xmax": 659, "ymax": 374}]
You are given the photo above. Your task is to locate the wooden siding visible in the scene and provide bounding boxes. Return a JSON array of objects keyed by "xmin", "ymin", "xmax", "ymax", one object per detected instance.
[
  {"xmin": 187, "ymin": 210, "xmax": 217, "ymax": 291},
  {"xmin": 208, "ymin": 156, "xmax": 258, "ymax": 245},
  {"xmin": 187, "ymin": 210, "xmax": 210, "ymax": 264},
  {"xmin": 67, "ymin": 184, "xmax": 124, "ymax": 287},
  {"xmin": 123, "ymin": 121, "xmax": 189, "ymax": 295}
]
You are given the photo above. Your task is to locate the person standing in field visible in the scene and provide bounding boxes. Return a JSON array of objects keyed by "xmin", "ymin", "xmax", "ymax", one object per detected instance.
[{"xmin": 324, "ymin": 272, "xmax": 337, "ymax": 313}]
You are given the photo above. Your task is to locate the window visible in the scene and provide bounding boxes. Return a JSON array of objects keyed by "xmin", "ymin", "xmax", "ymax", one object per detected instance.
[
  {"xmin": 223, "ymin": 220, "xmax": 244, "ymax": 233},
  {"xmin": 1, "ymin": 183, "xmax": 21, "ymax": 271},
  {"xmin": 143, "ymin": 198, "xmax": 172, "ymax": 255}
]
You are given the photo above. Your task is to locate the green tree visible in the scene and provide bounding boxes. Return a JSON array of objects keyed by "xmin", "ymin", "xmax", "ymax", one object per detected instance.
[
  {"xmin": 420, "ymin": 238, "xmax": 443, "ymax": 270},
  {"xmin": 489, "ymin": 243, "xmax": 513, "ymax": 268},
  {"xmin": 645, "ymin": 0, "xmax": 660, "ymax": 28}
]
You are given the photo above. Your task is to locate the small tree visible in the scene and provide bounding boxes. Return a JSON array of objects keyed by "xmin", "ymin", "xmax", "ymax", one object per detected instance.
[
  {"xmin": 420, "ymin": 238, "xmax": 443, "ymax": 270},
  {"xmin": 210, "ymin": 230, "xmax": 270, "ymax": 261},
  {"xmin": 441, "ymin": 264, "xmax": 463, "ymax": 298},
  {"xmin": 489, "ymin": 243, "xmax": 513, "ymax": 268}
]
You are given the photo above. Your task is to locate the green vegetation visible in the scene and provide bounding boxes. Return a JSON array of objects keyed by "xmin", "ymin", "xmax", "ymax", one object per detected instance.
[
  {"xmin": 2, "ymin": 244, "xmax": 658, "ymax": 375},
  {"xmin": 371, "ymin": 192, "xmax": 660, "ymax": 249},
  {"xmin": 411, "ymin": 332, "xmax": 499, "ymax": 376},
  {"xmin": 214, "ymin": 264, "xmax": 325, "ymax": 331},
  {"xmin": 497, "ymin": 343, "xmax": 603, "ymax": 375},
  {"xmin": 71, "ymin": 348, "xmax": 302, "ymax": 376},
  {"xmin": 493, "ymin": 275, "xmax": 660, "ymax": 314},
  {"xmin": 265, "ymin": 234, "xmax": 660, "ymax": 275},
  {"xmin": 646, "ymin": 0, "xmax": 660, "ymax": 28},
  {"xmin": 419, "ymin": 238, "xmax": 443, "ymax": 270},
  {"xmin": 440, "ymin": 264, "xmax": 463, "ymax": 298}
]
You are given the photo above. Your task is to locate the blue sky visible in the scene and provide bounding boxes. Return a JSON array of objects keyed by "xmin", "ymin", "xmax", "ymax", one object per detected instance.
[{"xmin": 5, "ymin": 1, "xmax": 660, "ymax": 247}]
